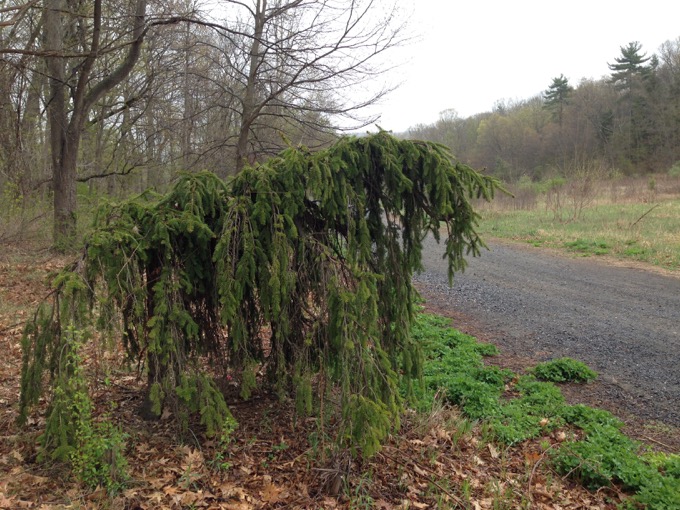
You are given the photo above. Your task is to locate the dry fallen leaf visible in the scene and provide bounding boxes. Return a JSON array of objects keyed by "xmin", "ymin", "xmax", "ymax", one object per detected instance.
[
  {"xmin": 435, "ymin": 427, "xmax": 451, "ymax": 442},
  {"xmin": 525, "ymin": 451, "xmax": 542, "ymax": 464},
  {"xmin": 410, "ymin": 501, "xmax": 429, "ymax": 509},
  {"xmin": 413, "ymin": 464, "xmax": 430, "ymax": 478},
  {"xmin": 321, "ymin": 496, "xmax": 338, "ymax": 508},
  {"xmin": 163, "ymin": 485, "xmax": 180, "ymax": 496},
  {"xmin": 487, "ymin": 443, "xmax": 499, "ymax": 459},
  {"xmin": 184, "ymin": 448, "xmax": 204, "ymax": 468},
  {"xmin": 0, "ymin": 493, "xmax": 14, "ymax": 510},
  {"xmin": 261, "ymin": 483, "xmax": 283, "ymax": 504},
  {"xmin": 180, "ymin": 490, "xmax": 201, "ymax": 505}
]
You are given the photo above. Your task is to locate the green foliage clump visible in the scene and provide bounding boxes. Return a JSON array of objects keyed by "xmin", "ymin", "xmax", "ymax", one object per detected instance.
[
  {"xmin": 531, "ymin": 357, "xmax": 598, "ymax": 383},
  {"xmin": 34, "ymin": 325, "xmax": 129, "ymax": 493},
  {"xmin": 564, "ymin": 239, "xmax": 610, "ymax": 255},
  {"xmin": 410, "ymin": 313, "xmax": 505, "ymax": 417},
  {"xmin": 71, "ymin": 420, "xmax": 129, "ymax": 494},
  {"xmin": 667, "ymin": 161, "xmax": 680, "ymax": 178},
  {"xmin": 644, "ymin": 452, "xmax": 680, "ymax": 478},
  {"xmin": 561, "ymin": 404, "xmax": 623, "ymax": 432},
  {"xmin": 412, "ymin": 313, "xmax": 566, "ymax": 444},
  {"xmin": 20, "ymin": 132, "xmax": 500, "ymax": 459},
  {"xmin": 490, "ymin": 377, "xmax": 566, "ymax": 445},
  {"xmin": 551, "ymin": 426, "xmax": 680, "ymax": 509},
  {"xmin": 551, "ymin": 425, "xmax": 650, "ymax": 490},
  {"xmin": 411, "ymin": 311, "xmax": 679, "ymax": 507},
  {"xmin": 555, "ymin": 406, "xmax": 680, "ymax": 508}
]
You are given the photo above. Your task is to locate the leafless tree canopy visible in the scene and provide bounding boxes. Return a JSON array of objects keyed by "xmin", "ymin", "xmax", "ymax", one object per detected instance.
[{"xmin": 0, "ymin": 0, "xmax": 406, "ymax": 245}]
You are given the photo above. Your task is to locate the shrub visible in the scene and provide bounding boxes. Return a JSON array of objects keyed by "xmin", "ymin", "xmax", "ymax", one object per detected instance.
[
  {"xmin": 668, "ymin": 161, "xmax": 680, "ymax": 178},
  {"xmin": 20, "ymin": 133, "xmax": 501, "ymax": 459},
  {"xmin": 35, "ymin": 325, "xmax": 130, "ymax": 493},
  {"xmin": 71, "ymin": 420, "xmax": 129, "ymax": 494}
]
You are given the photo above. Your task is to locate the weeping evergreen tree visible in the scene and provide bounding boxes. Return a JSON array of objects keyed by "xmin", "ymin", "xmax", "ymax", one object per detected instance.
[{"xmin": 20, "ymin": 132, "xmax": 500, "ymax": 458}]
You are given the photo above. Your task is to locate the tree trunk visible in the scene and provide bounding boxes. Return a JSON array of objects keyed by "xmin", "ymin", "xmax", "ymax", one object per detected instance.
[
  {"xmin": 235, "ymin": 0, "xmax": 266, "ymax": 174},
  {"xmin": 44, "ymin": 0, "xmax": 77, "ymax": 247},
  {"xmin": 52, "ymin": 135, "xmax": 80, "ymax": 245},
  {"xmin": 43, "ymin": 0, "xmax": 148, "ymax": 248}
]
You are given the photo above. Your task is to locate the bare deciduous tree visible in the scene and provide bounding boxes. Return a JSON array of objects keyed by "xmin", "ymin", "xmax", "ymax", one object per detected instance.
[
  {"xmin": 42, "ymin": 0, "xmax": 148, "ymax": 247},
  {"xmin": 216, "ymin": 0, "xmax": 405, "ymax": 172}
]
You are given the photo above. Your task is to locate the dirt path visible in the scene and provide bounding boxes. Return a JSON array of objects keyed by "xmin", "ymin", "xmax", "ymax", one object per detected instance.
[{"xmin": 414, "ymin": 238, "xmax": 680, "ymax": 432}]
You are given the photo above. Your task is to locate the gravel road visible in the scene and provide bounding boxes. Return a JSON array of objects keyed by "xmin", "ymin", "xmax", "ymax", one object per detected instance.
[{"xmin": 413, "ymin": 238, "xmax": 680, "ymax": 427}]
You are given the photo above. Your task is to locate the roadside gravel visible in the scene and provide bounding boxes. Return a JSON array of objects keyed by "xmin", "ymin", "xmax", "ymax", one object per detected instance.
[{"xmin": 413, "ymin": 238, "xmax": 680, "ymax": 430}]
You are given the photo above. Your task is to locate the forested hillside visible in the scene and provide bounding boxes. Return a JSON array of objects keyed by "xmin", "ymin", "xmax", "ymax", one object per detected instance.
[{"xmin": 407, "ymin": 39, "xmax": 680, "ymax": 182}]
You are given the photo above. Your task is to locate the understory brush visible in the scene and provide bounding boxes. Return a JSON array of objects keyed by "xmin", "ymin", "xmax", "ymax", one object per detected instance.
[
  {"xmin": 409, "ymin": 311, "xmax": 680, "ymax": 509},
  {"xmin": 33, "ymin": 325, "xmax": 130, "ymax": 494}
]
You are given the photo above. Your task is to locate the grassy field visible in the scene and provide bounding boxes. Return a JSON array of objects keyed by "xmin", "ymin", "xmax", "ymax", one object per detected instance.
[{"xmin": 475, "ymin": 176, "xmax": 680, "ymax": 272}]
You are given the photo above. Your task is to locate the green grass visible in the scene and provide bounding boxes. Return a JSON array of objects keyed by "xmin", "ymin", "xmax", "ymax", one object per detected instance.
[
  {"xmin": 409, "ymin": 311, "xmax": 680, "ymax": 508},
  {"xmin": 476, "ymin": 199, "xmax": 680, "ymax": 270}
]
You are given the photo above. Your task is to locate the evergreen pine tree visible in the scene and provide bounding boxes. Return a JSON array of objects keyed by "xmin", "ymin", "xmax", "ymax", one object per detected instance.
[
  {"xmin": 543, "ymin": 74, "xmax": 573, "ymax": 126},
  {"xmin": 609, "ymin": 41, "xmax": 651, "ymax": 92},
  {"xmin": 608, "ymin": 42, "xmax": 654, "ymax": 164},
  {"xmin": 19, "ymin": 132, "xmax": 500, "ymax": 458}
]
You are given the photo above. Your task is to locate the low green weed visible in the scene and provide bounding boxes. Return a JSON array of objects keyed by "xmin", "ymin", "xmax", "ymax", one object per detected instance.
[
  {"xmin": 564, "ymin": 238, "xmax": 610, "ymax": 255},
  {"xmin": 209, "ymin": 416, "xmax": 238, "ymax": 472},
  {"xmin": 650, "ymin": 453, "xmax": 680, "ymax": 477},
  {"xmin": 530, "ymin": 357, "xmax": 598, "ymax": 383},
  {"xmin": 410, "ymin": 311, "xmax": 680, "ymax": 508},
  {"xmin": 489, "ymin": 377, "xmax": 566, "ymax": 445},
  {"xmin": 551, "ymin": 426, "xmax": 680, "ymax": 509},
  {"xmin": 37, "ymin": 325, "xmax": 130, "ymax": 493},
  {"xmin": 71, "ymin": 419, "xmax": 129, "ymax": 494},
  {"xmin": 347, "ymin": 470, "xmax": 375, "ymax": 509},
  {"xmin": 561, "ymin": 404, "xmax": 623, "ymax": 432}
]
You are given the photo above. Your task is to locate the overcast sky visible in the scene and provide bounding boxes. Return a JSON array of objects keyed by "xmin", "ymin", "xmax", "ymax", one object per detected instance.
[{"xmin": 370, "ymin": 0, "xmax": 680, "ymax": 132}]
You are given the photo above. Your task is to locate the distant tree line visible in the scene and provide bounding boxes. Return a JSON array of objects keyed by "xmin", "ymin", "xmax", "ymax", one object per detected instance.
[{"xmin": 407, "ymin": 39, "xmax": 680, "ymax": 182}]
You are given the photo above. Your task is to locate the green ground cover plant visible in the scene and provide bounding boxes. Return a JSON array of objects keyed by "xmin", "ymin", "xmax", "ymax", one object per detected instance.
[
  {"xmin": 410, "ymin": 311, "xmax": 680, "ymax": 509},
  {"xmin": 564, "ymin": 239, "xmax": 610, "ymax": 256},
  {"xmin": 531, "ymin": 357, "xmax": 598, "ymax": 383}
]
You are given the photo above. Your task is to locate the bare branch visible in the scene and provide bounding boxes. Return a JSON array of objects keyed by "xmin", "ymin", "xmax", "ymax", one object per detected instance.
[{"xmin": 0, "ymin": 0, "xmax": 39, "ymax": 28}]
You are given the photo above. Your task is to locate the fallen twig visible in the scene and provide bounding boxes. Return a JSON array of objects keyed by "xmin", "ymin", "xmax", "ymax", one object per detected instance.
[
  {"xmin": 630, "ymin": 204, "xmax": 660, "ymax": 228},
  {"xmin": 642, "ymin": 435, "xmax": 678, "ymax": 453}
]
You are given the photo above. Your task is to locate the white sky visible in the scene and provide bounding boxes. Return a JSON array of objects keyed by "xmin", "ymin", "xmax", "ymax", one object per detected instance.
[{"xmin": 370, "ymin": 0, "xmax": 680, "ymax": 132}]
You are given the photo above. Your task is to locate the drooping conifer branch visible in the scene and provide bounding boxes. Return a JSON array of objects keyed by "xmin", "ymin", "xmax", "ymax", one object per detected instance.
[{"xmin": 20, "ymin": 131, "xmax": 500, "ymax": 457}]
